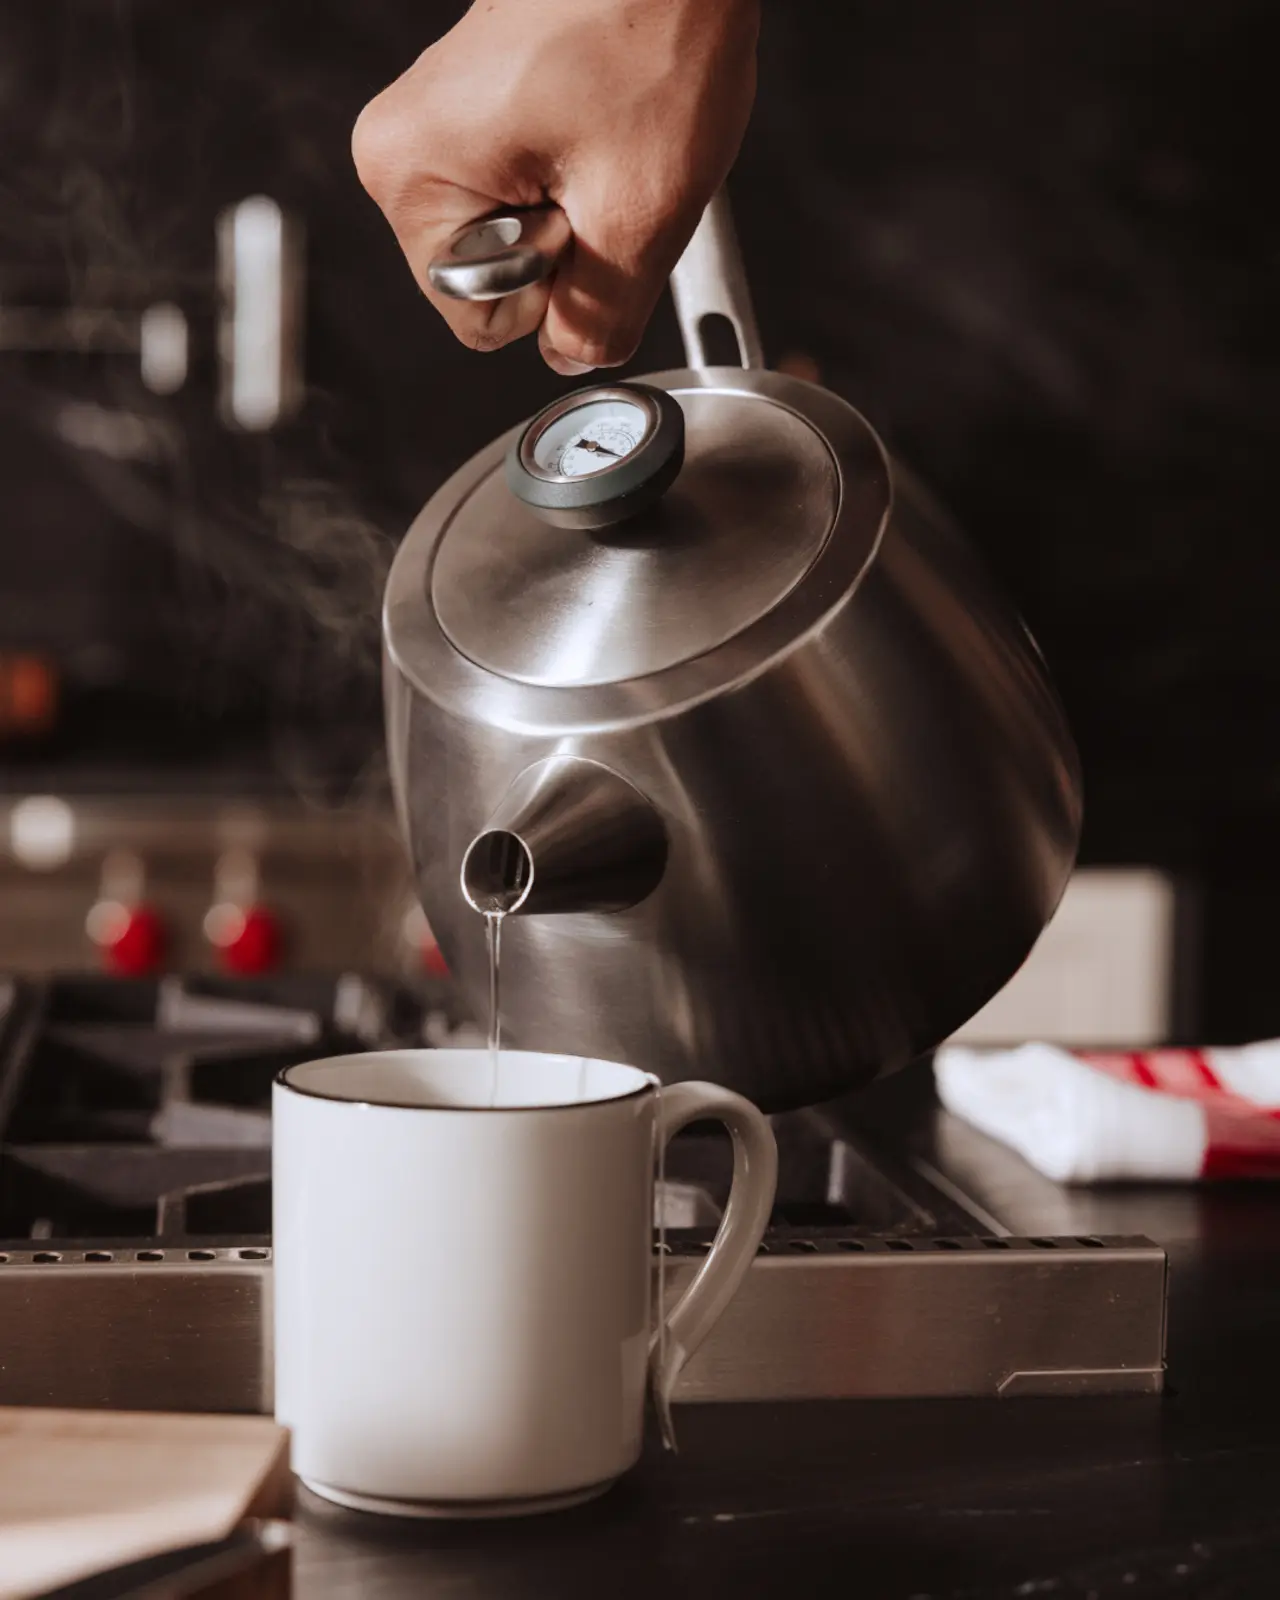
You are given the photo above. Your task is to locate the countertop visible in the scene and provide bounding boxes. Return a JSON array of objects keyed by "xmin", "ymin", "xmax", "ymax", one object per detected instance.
[{"xmin": 288, "ymin": 1071, "xmax": 1280, "ymax": 1599}]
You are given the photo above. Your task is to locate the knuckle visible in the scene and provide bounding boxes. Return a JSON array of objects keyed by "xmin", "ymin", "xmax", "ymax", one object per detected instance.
[
  {"xmin": 350, "ymin": 94, "xmax": 399, "ymax": 201},
  {"xmin": 584, "ymin": 171, "xmax": 690, "ymax": 266}
]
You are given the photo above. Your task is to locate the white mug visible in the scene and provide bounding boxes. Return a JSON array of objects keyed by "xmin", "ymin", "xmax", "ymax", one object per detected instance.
[{"xmin": 272, "ymin": 1049, "xmax": 777, "ymax": 1519}]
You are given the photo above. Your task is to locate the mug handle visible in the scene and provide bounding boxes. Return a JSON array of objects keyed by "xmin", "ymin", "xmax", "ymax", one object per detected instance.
[{"xmin": 651, "ymin": 1082, "xmax": 779, "ymax": 1418}]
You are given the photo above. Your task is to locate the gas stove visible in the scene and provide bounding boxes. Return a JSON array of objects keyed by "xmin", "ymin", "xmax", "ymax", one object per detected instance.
[{"xmin": 0, "ymin": 973, "xmax": 1167, "ymax": 1412}]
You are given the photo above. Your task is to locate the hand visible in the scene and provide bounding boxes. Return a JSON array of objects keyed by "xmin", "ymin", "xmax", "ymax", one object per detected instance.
[{"xmin": 352, "ymin": 0, "xmax": 759, "ymax": 375}]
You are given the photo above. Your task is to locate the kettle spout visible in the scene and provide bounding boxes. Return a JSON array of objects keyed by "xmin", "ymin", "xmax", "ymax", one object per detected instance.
[{"xmin": 461, "ymin": 757, "xmax": 667, "ymax": 917}]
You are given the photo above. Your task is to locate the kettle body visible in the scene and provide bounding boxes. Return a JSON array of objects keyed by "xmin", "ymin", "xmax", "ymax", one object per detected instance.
[{"xmin": 383, "ymin": 203, "xmax": 1081, "ymax": 1112}]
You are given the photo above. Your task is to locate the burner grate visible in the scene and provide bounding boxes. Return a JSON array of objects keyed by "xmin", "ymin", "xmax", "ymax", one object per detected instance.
[{"xmin": 0, "ymin": 973, "xmax": 412, "ymax": 1245}]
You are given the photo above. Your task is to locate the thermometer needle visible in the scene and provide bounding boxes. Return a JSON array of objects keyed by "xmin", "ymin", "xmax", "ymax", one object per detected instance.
[{"xmin": 575, "ymin": 439, "xmax": 620, "ymax": 458}]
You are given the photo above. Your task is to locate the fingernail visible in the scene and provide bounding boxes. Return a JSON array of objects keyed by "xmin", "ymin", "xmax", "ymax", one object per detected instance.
[
  {"xmin": 543, "ymin": 350, "xmax": 596, "ymax": 377},
  {"xmin": 478, "ymin": 300, "xmax": 518, "ymax": 349}
]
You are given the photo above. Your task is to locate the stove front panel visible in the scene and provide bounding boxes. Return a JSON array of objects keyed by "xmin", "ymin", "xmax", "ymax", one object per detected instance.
[{"xmin": 0, "ymin": 797, "xmax": 419, "ymax": 977}]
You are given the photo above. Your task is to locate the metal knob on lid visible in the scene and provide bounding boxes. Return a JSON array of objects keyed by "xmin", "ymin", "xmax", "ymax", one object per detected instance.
[{"xmin": 504, "ymin": 382, "xmax": 686, "ymax": 531}]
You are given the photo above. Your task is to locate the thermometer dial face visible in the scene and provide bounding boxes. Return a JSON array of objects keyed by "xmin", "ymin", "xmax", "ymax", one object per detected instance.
[
  {"xmin": 529, "ymin": 397, "xmax": 651, "ymax": 480},
  {"xmin": 506, "ymin": 382, "xmax": 686, "ymax": 530}
]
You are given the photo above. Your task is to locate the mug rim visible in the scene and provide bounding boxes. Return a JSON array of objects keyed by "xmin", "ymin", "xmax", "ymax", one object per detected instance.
[{"xmin": 275, "ymin": 1048, "xmax": 656, "ymax": 1114}]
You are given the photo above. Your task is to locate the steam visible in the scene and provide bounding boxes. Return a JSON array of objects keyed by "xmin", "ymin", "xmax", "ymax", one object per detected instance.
[
  {"xmin": 258, "ymin": 478, "xmax": 393, "ymax": 678},
  {"xmin": 0, "ymin": 1, "xmax": 408, "ymax": 812}
]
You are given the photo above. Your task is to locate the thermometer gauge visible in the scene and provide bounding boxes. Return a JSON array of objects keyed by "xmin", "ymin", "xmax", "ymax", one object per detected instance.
[{"xmin": 505, "ymin": 382, "xmax": 685, "ymax": 530}]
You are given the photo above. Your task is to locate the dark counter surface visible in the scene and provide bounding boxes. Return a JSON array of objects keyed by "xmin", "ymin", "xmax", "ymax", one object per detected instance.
[{"xmin": 292, "ymin": 1069, "xmax": 1280, "ymax": 1599}]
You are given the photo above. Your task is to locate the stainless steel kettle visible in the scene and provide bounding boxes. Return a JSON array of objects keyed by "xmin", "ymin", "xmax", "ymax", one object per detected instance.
[{"xmin": 383, "ymin": 192, "xmax": 1082, "ymax": 1112}]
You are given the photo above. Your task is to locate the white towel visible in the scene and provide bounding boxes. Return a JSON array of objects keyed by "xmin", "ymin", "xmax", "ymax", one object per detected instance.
[{"xmin": 934, "ymin": 1040, "xmax": 1280, "ymax": 1184}]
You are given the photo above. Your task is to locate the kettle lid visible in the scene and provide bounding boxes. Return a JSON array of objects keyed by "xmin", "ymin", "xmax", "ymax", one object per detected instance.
[{"xmin": 431, "ymin": 382, "xmax": 840, "ymax": 689}]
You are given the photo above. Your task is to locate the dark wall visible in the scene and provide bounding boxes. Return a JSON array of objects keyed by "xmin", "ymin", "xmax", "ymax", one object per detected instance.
[
  {"xmin": 742, "ymin": 4, "xmax": 1280, "ymax": 881},
  {"xmin": 1, "ymin": 1, "xmax": 1277, "ymax": 1022}
]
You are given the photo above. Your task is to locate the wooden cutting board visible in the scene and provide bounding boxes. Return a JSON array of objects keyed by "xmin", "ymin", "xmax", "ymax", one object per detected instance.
[{"xmin": 0, "ymin": 1408, "xmax": 291, "ymax": 1600}]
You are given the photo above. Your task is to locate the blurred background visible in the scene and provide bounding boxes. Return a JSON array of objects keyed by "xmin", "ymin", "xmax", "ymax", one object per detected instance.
[{"xmin": 0, "ymin": 0, "xmax": 1275, "ymax": 1039}]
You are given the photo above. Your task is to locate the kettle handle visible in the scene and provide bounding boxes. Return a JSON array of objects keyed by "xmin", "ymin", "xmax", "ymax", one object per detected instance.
[
  {"xmin": 668, "ymin": 191, "xmax": 764, "ymax": 372},
  {"xmin": 427, "ymin": 189, "xmax": 764, "ymax": 373}
]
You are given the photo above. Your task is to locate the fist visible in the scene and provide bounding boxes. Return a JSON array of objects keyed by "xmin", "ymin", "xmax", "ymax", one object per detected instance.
[{"xmin": 352, "ymin": 0, "xmax": 759, "ymax": 374}]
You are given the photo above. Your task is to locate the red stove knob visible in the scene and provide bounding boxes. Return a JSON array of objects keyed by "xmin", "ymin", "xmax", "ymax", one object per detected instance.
[
  {"xmin": 403, "ymin": 901, "xmax": 449, "ymax": 977},
  {"xmin": 86, "ymin": 901, "xmax": 167, "ymax": 976},
  {"xmin": 204, "ymin": 902, "xmax": 283, "ymax": 974},
  {"xmin": 422, "ymin": 938, "xmax": 450, "ymax": 978}
]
